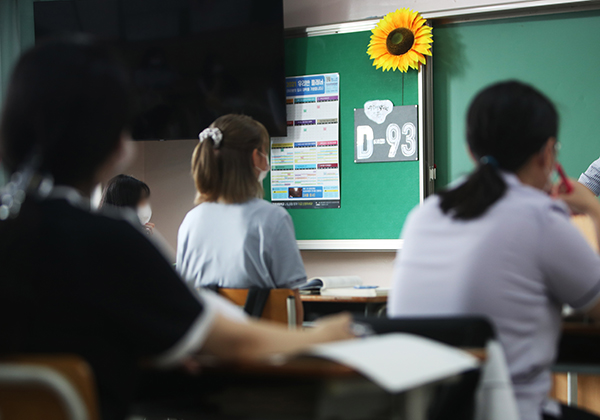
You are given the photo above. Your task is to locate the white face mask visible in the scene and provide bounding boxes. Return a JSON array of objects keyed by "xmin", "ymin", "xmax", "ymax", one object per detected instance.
[
  {"xmin": 257, "ymin": 152, "xmax": 270, "ymax": 183},
  {"xmin": 137, "ymin": 203, "xmax": 152, "ymax": 225}
]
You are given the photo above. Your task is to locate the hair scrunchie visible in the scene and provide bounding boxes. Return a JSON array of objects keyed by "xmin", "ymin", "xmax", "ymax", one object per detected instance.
[
  {"xmin": 198, "ymin": 127, "xmax": 223, "ymax": 149},
  {"xmin": 480, "ymin": 155, "xmax": 499, "ymax": 168}
]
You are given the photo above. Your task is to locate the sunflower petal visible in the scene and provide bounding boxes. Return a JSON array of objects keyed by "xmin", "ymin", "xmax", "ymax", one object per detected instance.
[
  {"xmin": 413, "ymin": 44, "xmax": 431, "ymax": 55},
  {"xmin": 415, "ymin": 26, "xmax": 432, "ymax": 38},
  {"xmin": 379, "ymin": 16, "xmax": 395, "ymax": 33}
]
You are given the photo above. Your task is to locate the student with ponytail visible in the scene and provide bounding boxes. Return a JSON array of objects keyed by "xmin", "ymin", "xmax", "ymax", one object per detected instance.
[
  {"xmin": 389, "ymin": 81, "xmax": 600, "ymax": 420},
  {"xmin": 177, "ymin": 114, "xmax": 307, "ymax": 289}
]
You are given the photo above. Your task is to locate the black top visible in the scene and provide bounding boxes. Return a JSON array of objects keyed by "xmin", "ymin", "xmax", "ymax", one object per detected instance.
[{"xmin": 0, "ymin": 192, "xmax": 207, "ymax": 420}]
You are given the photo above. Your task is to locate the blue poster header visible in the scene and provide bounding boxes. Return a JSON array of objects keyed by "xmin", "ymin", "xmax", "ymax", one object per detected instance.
[{"xmin": 286, "ymin": 76, "xmax": 325, "ymax": 96}]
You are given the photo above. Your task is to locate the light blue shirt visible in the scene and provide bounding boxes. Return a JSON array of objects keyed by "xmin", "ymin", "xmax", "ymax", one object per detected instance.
[
  {"xmin": 579, "ymin": 158, "xmax": 600, "ymax": 196},
  {"xmin": 389, "ymin": 173, "xmax": 600, "ymax": 420},
  {"xmin": 177, "ymin": 198, "xmax": 306, "ymax": 289}
]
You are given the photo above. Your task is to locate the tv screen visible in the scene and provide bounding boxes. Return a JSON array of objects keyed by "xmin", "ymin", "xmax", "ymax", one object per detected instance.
[{"xmin": 34, "ymin": 0, "xmax": 286, "ymax": 140}]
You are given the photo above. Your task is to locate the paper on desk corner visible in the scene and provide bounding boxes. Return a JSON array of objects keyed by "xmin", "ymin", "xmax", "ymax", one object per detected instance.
[{"xmin": 308, "ymin": 333, "xmax": 479, "ymax": 393}]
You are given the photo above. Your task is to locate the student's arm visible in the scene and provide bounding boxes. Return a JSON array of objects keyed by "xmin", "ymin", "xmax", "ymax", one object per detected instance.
[
  {"xmin": 542, "ymin": 182, "xmax": 600, "ymax": 318},
  {"xmin": 100, "ymin": 221, "xmax": 352, "ymax": 369},
  {"xmin": 555, "ymin": 181, "xmax": 600, "ymax": 317},
  {"xmin": 201, "ymin": 312, "xmax": 352, "ymax": 362},
  {"xmin": 558, "ymin": 181, "xmax": 600, "ymax": 256},
  {"xmin": 267, "ymin": 212, "xmax": 307, "ymax": 288}
]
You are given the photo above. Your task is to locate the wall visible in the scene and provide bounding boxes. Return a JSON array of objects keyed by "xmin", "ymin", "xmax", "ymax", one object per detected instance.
[
  {"xmin": 282, "ymin": 0, "xmax": 592, "ymax": 27},
  {"xmin": 143, "ymin": 140, "xmax": 198, "ymax": 251},
  {"xmin": 301, "ymin": 251, "xmax": 396, "ymax": 287}
]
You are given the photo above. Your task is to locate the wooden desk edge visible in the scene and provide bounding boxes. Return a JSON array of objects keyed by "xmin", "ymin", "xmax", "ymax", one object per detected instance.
[
  {"xmin": 199, "ymin": 347, "xmax": 486, "ymax": 379},
  {"xmin": 300, "ymin": 295, "xmax": 388, "ymax": 303},
  {"xmin": 562, "ymin": 322, "xmax": 600, "ymax": 335}
]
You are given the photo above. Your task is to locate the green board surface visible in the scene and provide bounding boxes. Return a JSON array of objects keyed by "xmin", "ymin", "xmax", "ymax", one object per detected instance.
[
  {"xmin": 264, "ymin": 31, "xmax": 420, "ymax": 240},
  {"xmin": 434, "ymin": 10, "xmax": 600, "ymax": 189}
]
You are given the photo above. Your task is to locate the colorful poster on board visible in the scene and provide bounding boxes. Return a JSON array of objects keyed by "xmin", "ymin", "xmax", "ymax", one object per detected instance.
[{"xmin": 270, "ymin": 73, "xmax": 341, "ymax": 209}]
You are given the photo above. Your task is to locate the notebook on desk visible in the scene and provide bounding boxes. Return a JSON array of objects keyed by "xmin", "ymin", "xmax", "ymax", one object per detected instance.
[{"xmin": 299, "ymin": 276, "xmax": 389, "ymax": 297}]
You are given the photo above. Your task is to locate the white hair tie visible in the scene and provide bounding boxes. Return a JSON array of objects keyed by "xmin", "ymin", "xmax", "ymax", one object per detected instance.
[{"xmin": 198, "ymin": 127, "xmax": 223, "ymax": 149}]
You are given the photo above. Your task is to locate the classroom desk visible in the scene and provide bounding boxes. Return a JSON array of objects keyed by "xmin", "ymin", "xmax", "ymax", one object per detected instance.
[
  {"xmin": 556, "ymin": 322, "xmax": 600, "ymax": 370},
  {"xmin": 300, "ymin": 295, "xmax": 388, "ymax": 304},
  {"xmin": 204, "ymin": 350, "xmax": 483, "ymax": 420},
  {"xmin": 135, "ymin": 350, "xmax": 485, "ymax": 420},
  {"xmin": 300, "ymin": 294, "xmax": 388, "ymax": 317},
  {"xmin": 553, "ymin": 322, "xmax": 600, "ymax": 407}
]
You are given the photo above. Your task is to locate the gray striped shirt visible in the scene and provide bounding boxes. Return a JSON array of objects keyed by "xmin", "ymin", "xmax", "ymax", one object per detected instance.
[{"xmin": 579, "ymin": 158, "xmax": 600, "ymax": 196}]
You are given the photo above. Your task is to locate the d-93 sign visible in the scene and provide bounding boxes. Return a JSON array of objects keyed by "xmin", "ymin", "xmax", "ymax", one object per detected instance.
[{"xmin": 354, "ymin": 104, "xmax": 418, "ymax": 163}]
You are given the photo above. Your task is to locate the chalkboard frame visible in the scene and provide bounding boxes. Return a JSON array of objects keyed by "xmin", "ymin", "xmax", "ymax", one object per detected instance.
[{"xmin": 275, "ymin": 21, "xmax": 435, "ymax": 251}]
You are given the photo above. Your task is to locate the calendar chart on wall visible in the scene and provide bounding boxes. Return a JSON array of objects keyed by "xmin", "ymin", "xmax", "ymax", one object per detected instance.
[{"xmin": 270, "ymin": 73, "xmax": 341, "ymax": 209}]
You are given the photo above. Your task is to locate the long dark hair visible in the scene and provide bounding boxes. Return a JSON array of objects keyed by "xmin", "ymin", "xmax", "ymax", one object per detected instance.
[
  {"xmin": 100, "ymin": 174, "xmax": 150, "ymax": 209},
  {"xmin": 0, "ymin": 36, "xmax": 131, "ymax": 186},
  {"xmin": 438, "ymin": 81, "xmax": 558, "ymax": 220}
]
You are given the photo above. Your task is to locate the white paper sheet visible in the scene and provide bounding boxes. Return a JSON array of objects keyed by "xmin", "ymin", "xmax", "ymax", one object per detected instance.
[{"xmin": 309, "ymin": 333, "xmax": 480, "ymax": 393}]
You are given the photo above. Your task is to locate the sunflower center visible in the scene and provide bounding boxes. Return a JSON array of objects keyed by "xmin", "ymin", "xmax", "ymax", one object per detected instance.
[{"xmin": 386, "ymin": 28, "xmax": 415, "ymax": 56}]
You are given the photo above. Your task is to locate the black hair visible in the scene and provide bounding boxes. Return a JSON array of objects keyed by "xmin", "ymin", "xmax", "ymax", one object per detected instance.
[
  {"xmin": 0, "ymin": 37, "xmax": 132, "ymax": 350},
  {"xmin": 100, "ymin": 174, "xmax": 150, "ymax": 209},
  {"xmin": 0, "ymin": 36, "xmax": 131, "ymax": 187},
  {"xmin": 438, "ymin": 81, "xmax": 558, "ymax": 220}
]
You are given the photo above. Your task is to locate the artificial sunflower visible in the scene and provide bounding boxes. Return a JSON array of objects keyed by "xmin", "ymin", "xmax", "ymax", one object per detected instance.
[{"xmin": 367, "ymin": 8, "xmax": 433, "ymax": 72}]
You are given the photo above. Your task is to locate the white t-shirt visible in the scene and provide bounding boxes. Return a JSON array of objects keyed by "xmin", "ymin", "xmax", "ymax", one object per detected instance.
[
  {"xmin": 388, "ymin": 173, "xmax": 600, "ymax": 420},
  {"xmin": 177, "ymin": 198, "xmax": 307, "ymax": 289}
]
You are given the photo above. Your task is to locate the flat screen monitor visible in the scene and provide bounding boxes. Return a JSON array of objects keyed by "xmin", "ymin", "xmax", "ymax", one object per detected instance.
[{"xmin": 34, "ymin": 0, "xmax": 286, "ymax": 140}]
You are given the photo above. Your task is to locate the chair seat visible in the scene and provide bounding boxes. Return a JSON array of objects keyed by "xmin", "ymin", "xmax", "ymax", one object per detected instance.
[{"xmin": 0, "ymin": 354, "xmax": 100, "ymax": 420}]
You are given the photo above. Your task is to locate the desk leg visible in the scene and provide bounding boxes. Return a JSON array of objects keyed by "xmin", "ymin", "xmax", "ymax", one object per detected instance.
[
  {"xmin": 403, "ymin": 385, "xmax": 432, "ymax": 420},
  {"xmin": 365, "ymin": 303, "xmax": 386, "ymax": 317},
  {"xmin": 567, "ymin": 372, "xmax": 578, "ymax": 406}
]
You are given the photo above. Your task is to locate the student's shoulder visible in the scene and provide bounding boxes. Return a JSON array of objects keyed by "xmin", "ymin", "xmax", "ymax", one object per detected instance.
[
  {"xmin": 506, "ymin": 185, "xmax": 570, "ymax": 223},
  {"xmin": 45, "ymin": 199, "xmax": 145, "ymax": 243},
  {"xmin": 246, "ymin": 199, "xmax": 291, "ymax": 225},
  {"xmin": 180, "ymin": 203, "xmax": 203, "ymax": 225},
  {"xmin": 408, "ymin": 195, "xmax": 442, "ymax": 220},
  {"xmin": 488, "ymin": 186, "xmax": 571, "ymax": 239},
  {"xmin": 398, "ymin": 195, "xmax": 444, "ymax": 235},
  {"xmin": 258, "ymin": 199, "xmax": 290, "ymax": 217},
  {"xmin": 179, "ymin": 202, "xmax": 222, "ymax": 229}
]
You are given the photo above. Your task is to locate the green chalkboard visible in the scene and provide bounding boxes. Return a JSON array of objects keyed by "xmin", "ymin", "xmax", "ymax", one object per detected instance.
[
  {"xmin": 434, "ymin": 10, "xmax": 600, "ymax": 189},
  {"xmin": 264, "ymin": 31, "xmax": 420, "ymax": 240}
]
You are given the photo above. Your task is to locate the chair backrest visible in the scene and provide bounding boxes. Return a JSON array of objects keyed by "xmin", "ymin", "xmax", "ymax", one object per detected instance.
[
  {"xmin": 359, "ymin": 316, "xmax": 505, "ymax": 420},
  {"xmin": 217, "ymin": 288, "xmax": 304, "ymax": 327},
  {"xmin": 356, "ymin": 316, "xmax": 496, "ymax": 348},
  {"xmin": 0, "ymin": 354, "xmax": 100, "ymax": 420}
]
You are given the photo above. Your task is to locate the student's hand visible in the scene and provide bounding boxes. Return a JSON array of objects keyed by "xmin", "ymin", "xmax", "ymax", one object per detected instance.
[
  {"xmin": 181, "ymin": 356, "xmax": 202, "ymax": 374},
  {"xmin": 310, "ymin": 313, "xmax": 355, "ymax": 342},
  {"xmin": 555, "ymin": 179, "xmax": 600, "ymax": 217},
  {"xmin": 144, "ymin": 222, "xmax": 155, "ymax": 235}
]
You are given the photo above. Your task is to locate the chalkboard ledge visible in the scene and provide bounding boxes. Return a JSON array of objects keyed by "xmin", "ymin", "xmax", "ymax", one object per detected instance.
[{"xmin": 297, "ymin": 239, "xmax": 403, "ymax": 252}]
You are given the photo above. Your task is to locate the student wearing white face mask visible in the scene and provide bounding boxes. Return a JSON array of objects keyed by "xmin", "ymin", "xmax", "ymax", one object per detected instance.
[
  {"xmin": 100, "ymin": 174, "xmax": 155, "ymax": 234},
  {"xmin": 177, "ymin": 114, "xmax": 307, "ymax": 290}
]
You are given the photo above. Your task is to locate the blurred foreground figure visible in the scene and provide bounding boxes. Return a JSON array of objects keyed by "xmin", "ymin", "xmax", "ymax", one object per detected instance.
[{"xmin": 0, "ymin": 37, "xmax": 352, "ymax": 420}]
